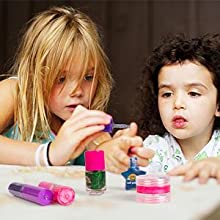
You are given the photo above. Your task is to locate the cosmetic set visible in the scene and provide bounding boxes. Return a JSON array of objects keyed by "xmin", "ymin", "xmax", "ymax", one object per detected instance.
[
  {"xmin": 8, "ymin": 119, "xmax": 171, "ymax": 205},
  {"xmin": 8, "ymin": 182, "xmax": 75, "ymax": 206}
]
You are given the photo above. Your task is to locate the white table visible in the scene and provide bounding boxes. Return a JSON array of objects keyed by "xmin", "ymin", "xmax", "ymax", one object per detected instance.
[{"xmin": 0, "ymin": 165, "xmax": 219, "ymax": 220}]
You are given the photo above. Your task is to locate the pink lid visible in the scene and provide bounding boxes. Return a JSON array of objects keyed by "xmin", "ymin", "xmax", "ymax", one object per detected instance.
[
  {"xmin": 56, "ymin": 187, "xmax": 75, "ymax": 205},
  {"xmin": 85, "ymin": 150, "xmax": 105, "ymax": 171},
  {"xmin": 38, "ymin": 182, "xmax": 75, "ymax": 206}
]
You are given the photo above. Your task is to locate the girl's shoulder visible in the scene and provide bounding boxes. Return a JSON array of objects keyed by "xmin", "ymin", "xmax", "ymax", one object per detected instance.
[
  {"xmin": 0, "ymin": 77, "xmax": 18, "ymax": 104},
  {"xmin": 0, "ymin": 77, "xmax": 18, "ymax": 133},
  {"xmin": 0, "ymin": 77, "xmax": 18, "ymax": 96}
]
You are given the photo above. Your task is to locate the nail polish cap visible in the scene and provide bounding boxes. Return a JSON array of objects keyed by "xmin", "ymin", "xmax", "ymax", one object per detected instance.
[
  {"xmin": 103, "ymin": 119, "xmax": 113, "ymax": 133},
  {"xmin": 84, "ymin": 150, "xmax": 105, "ymax": 171}
]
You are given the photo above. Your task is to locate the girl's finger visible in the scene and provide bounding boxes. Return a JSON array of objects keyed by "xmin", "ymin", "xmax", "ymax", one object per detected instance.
[
  {"xmin": 105, "ymin": 153, "xmax": 128, "ymax": 173},
  {"xmin": 124, "ymin": 122, "xmax": 138, "ymax": 137},
  {"xmin": 113, "ymin": 129, "xmax": 123, "ymax": 138},
  {"xmin": 113, "ymin": 122, "xmax": 138, "ymax": 137},
  {"xmin": 216, "ymin": 170, "xmax": 220, "ymax": 184},
  {"xmin": 197, "ymin": 166, "xmax": 212, "ymax": 184},
  {"xmin": 71, "ymin": 105, "xmax": 87, "ymax": 117},
  {"xmin": 106, "ymin": 163, "xmax": 127, "ymax": 174},
  {"xmin": 117, "ymin": 136, "xmax": 143, "ymax": 152},
  {"xmin": 183, "ymin": 162, "xmax": 205, "ymax": 181},
  {"xmin": 66, "ymin": 113, "xmax": 111, "ymax": 131},
  {"xmin": 86, "ymin": 132, "xmax": 111, "ymax": 150},
  {"xmin": 127, "ymin": 155, "xmax": 151, "ymax": 167},
  {"xmin": 168, "ymin": 162, "xmax": 192, "ymax": 176},
  {"xmin": 130, "ymin": 147, "xmax": 154, "ymax": 160},
  {"xmin": 72, "ymin": 125, "xmax": 105, "ymax": 143},
  {"xmin": 112, "ymin": 149, "xmax": 130, "ymax": 166}
]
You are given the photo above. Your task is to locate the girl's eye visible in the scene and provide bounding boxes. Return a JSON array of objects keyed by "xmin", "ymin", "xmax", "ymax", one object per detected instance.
[
  {"xmin": 84, "ymin": 74, "xmax": 94, "ymax": 81},
  {"xmin": 161, "ymin": 92, "xmax": 172, "ymax": 98},
  {"xmin": 57, "ymin": 76, "xmax": 66, "ymax": 84},
  {"xmin": 189, "ymin": 91, "xmax": 201, "ymax": 97}
]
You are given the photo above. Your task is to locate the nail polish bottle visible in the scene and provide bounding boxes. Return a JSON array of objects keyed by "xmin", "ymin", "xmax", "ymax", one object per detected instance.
[
  {"xmin": 84, "ymin": 150, "xmax": 106, "ymax": 195},
  {"xmin": 121, "ymin": 157, "xmax": 146, "ymax": 190},
  {"xmin": 103, "ymin": 119, "xmax": 129, "ymax": 133}
]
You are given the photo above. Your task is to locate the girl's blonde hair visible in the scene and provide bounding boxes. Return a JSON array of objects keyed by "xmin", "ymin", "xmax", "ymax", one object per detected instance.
[{"xmin": 10, "ymin": 6, "xmax": 113, "ymax": 141}]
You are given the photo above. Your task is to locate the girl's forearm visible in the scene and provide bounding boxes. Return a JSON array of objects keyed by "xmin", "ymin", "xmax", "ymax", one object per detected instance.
[{"xmin": 0, "ymin": 135, "xmax": 39, "ymax": 166}]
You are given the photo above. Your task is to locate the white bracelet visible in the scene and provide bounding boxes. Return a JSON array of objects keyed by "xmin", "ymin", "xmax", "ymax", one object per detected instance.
[
  {"xmin": 35, "ymin": 144, "xmax": 45, "ymax": 166},
  {"xmin": 35, "ymin": 142, "xmax": 50, "ymax": 167},
  {"xmin": 43, "ymin": 142, "xmax": 50, "ymax": 167}
]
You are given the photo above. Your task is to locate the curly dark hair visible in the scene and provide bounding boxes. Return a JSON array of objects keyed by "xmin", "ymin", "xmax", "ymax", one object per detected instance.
[{"xmin": 135, "ymin": 33, "xmax": 220, "ymax": 138}]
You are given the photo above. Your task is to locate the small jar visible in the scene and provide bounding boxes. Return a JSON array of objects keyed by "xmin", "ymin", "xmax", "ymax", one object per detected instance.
[
  {"xmin": 136, "ymin": 174, "xmax": 170, "ymax": 203},
  {"xmin": 84, "ymin": 150, "xmax": 106, "ymax": 195}
]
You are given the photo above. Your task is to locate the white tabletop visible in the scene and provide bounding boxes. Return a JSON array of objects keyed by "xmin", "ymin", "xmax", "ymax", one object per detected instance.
[{"xmin": 0, "ymin": 165, "xmax": 219, "ymax": 220}]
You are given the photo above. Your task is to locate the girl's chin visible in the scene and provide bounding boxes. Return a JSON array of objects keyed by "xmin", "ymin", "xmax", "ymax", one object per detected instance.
[
  {"xmin": 62, "ymin": 114, "xmax": 72, "ymax": 121},
  {"xmin": 52, "ymin": 113, "xmax": 70, "ymax": 122},
  {"xmin": 167, "ymin": 129, "xmax": 189, "ymax": 139},
  {"xmin": 172, "ymin": 133, "xmax": 192, "ymax": 140}
]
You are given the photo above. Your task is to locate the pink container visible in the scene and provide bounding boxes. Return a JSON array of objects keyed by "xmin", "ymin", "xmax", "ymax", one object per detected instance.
[{"xmin": 136, "ymin": 174, "xmax": 170, "ymax": 203}]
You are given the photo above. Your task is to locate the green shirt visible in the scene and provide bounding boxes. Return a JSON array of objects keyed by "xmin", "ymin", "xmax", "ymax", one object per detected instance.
[{"xmin": 3, "ymin": 125, "xmax": 85, "ymax": 166}]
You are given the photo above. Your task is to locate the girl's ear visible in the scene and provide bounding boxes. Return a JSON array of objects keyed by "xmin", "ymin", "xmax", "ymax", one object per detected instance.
[{"xmin": 215, "ymin": 104, "xmax": 220, "ymax": 117}]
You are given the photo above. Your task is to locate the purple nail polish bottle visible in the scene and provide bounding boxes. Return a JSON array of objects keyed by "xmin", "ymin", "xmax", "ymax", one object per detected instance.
[
  {"xmin": 103, "ymin": 119, "xmax": 113, "ymax": 133},
  {"xmin": 103, "ymin": 119, "xmax": 129, "ymax": 133}
]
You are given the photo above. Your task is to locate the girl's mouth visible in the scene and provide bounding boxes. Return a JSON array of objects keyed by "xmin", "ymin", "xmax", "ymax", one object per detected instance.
[
  {"xmin": 172, "ymin": 116, "xmax": 187, "ymax": 129},
  {"xmin": 66, "ymin": 105, "xmax": 77, "ymax": 112}
]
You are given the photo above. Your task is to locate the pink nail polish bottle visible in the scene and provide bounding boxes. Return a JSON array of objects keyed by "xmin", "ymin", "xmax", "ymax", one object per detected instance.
[{"xmin": 84, "ymin": 150, "xmax": 106, "ymax": 195}]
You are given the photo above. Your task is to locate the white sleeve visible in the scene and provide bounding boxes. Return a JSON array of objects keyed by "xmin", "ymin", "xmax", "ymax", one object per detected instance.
[{"xmin": 141, "ymin": 135, "xmax": 170, "ymax": 173}]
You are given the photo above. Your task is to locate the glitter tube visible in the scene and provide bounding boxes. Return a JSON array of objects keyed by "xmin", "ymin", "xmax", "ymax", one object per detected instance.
[
  {"xmin": 8, "ymin": 182, "xmax": 53, "ymax": 206},
  {"xmin": 38, "ymin": 181, "xmax": 75, "ymax": 205}
]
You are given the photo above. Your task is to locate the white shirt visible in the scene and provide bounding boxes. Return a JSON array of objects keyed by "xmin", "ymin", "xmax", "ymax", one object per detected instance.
[{"xmin": 141, "ymin": 130, "xmax": 220, "ymax": 173}]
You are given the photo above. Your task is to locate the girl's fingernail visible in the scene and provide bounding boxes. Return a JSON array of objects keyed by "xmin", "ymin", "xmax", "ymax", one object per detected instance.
[{"xmin": 128, "ymin": 146, "xmax": 135, "ymax": 154}]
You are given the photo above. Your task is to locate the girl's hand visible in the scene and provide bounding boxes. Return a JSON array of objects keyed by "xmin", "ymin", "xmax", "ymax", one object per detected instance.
[
  {"xmin": 168, "ymin": 157, "xmax": 220, "ymax": 184},
  {"xmin": 96, "ymin": 122, "xmax": 155, "ymax": 173},
  {"xmin": 50, "ymin": 105, "xmax": 112, "ymax": 165}
]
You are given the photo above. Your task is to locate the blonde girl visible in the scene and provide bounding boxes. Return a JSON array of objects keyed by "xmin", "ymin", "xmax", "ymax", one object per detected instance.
[{"xmin": 0, "ymin": 6, "xmax": 153, "ymax": 171}]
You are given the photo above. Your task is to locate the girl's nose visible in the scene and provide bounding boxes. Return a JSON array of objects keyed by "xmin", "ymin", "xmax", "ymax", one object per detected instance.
[
  {"xmin": 173, "ymin": 94, "xmax": 185, "ymax": 110},
  {"xmin": 70, "ymin": 84, "xmax": 83, "ymax": 97}
]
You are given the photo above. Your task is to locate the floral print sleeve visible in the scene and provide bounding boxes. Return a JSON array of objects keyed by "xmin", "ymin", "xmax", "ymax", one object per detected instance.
[
  {"xmin": 141, "ymin": 130, "xmax": 220, "ymax": 174},
  {"xmin": 141, "ymin": 135, "xmax": 171, "ymax": 173}
]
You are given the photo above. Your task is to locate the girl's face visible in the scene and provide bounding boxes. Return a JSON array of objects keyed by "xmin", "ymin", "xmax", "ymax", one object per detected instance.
[
  {"xmin": 48, "ymin": 59, "xmax": 97, "ymax": 123},
  {"xmin": 158, "ymin": 60, "xmax": 220, "ymax": 141}
]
